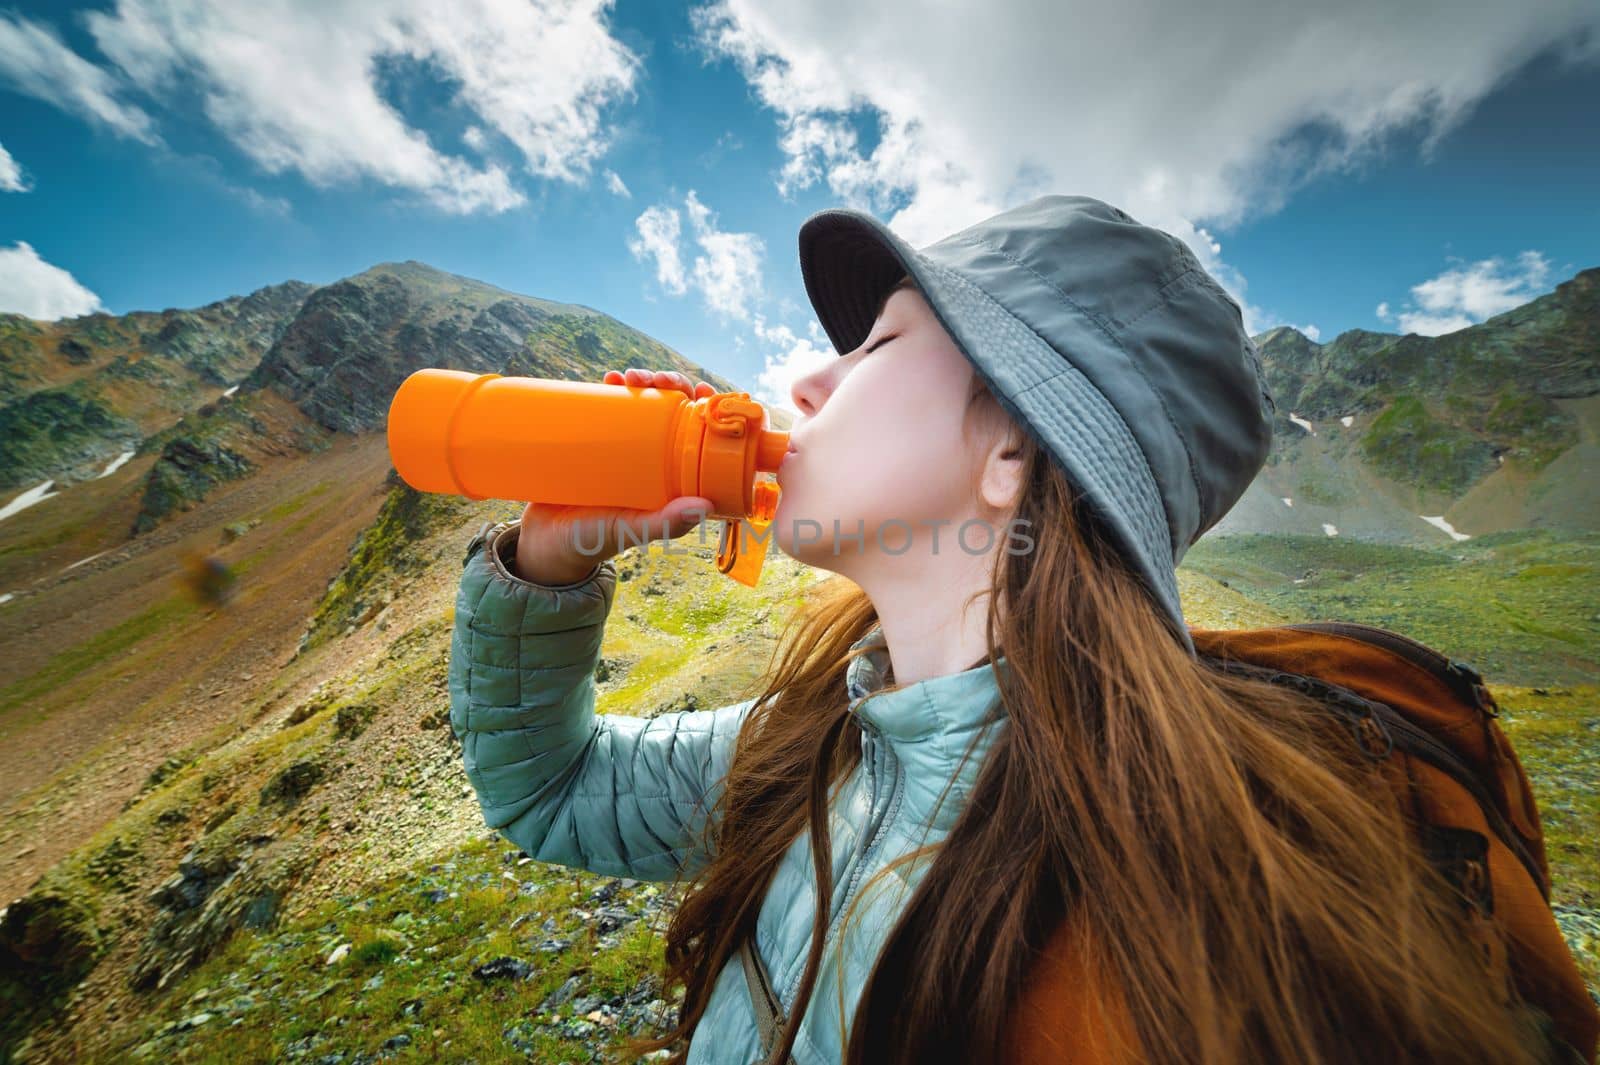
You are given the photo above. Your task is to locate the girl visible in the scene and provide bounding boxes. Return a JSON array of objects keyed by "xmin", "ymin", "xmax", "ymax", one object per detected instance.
[{"xmin": 448, "ymin": 196, "xmax": 1562, "ymax": 1064}]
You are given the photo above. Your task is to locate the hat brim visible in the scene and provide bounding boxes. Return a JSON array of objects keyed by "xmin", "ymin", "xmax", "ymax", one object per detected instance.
[{"xmin": 797, "ymin": 208, "xmax": 1194, "ymax": 654}]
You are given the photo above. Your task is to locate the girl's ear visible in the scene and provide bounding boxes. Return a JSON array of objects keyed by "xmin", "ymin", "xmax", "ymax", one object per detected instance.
[{"xmin": 978, "ymin": 421, "xmax": 1027, "ymax": 513}]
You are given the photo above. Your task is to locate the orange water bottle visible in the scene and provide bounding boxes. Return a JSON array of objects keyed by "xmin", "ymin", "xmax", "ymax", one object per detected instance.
[{"xmin": 385, "ymin": 369, "xmax": 789, "ymax": 587}]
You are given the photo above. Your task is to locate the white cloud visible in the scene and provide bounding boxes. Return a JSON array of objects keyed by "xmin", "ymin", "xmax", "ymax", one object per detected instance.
[
  {"xmin": 0, "ymin": 141, "xmax": 26, "ymax": 192},
  {"xmin": 1376, "ymin": 300, "xmax": 1391, "ymax": 320},
  {"xmin": 628, "ymin": 190, "xmax": 766, "ymax": 321},
  {"xmin": 691, "ymin": 0, "xmax": 1600, "ymax": 330},
  {"xmin": 628, "ymin": 205, "xmax": 688, "ymax": 295},
  {"xmin": 80, "ymin": 0, "xmax": 641, "ymax": 213},
  {"xmin": 751, "ymin": 315, "xmax": 833, "ymax": 416},
  {"xmin": 684, "ymin": 190, "xmax": 764, "ymax": 321},
  {"xmin": 0, "ymin": 242, "xmax": 105, "ymax": 320},
  {"xmin": 603, "ymin": 168, "xmax": 631, "ymax": 197},
  {"xmin": 0, "ymin": 14, "xmax": 156, "ymax": 143},
  {"xmin": 236, "ymin": 186, "xmax": 292, "ymax": 216},
  {"xmin": 1386, "ymin": 251, "xmax": 1552, "ymax": 336}
]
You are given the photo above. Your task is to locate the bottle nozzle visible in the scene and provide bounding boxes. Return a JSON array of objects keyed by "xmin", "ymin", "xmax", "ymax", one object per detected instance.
[{"xmin": 755, "ymin": 429, "xmax": 790, "ymax": 472}]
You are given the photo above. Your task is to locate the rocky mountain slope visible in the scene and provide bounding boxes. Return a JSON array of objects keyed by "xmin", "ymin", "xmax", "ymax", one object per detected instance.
[
  {"xmin": 1214, "ymin": 265, "xmax": 1599, "ymax": 543},
  {"xmin": 0, "ymin": 282, "xmax": 313, "ymax": 495}
]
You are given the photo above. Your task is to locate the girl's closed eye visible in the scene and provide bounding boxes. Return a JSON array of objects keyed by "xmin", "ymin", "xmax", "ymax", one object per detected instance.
[{"xmin": 865, "ymin": 334, "xmax": 897, "ymax": 354}]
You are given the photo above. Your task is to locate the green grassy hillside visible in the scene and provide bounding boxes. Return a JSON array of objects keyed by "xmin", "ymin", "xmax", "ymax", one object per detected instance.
[{"xmin": 5, "ymin": 523, "xmax": 1592, "ymax": 1063}]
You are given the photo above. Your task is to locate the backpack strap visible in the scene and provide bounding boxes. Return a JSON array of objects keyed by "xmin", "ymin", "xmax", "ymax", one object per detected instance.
[
  {"xmin": 1197, "ymin": 649, "xmax": 1550, "ymax": 899},
  {"xmin": 741, "ymin": 936, "xmax": 798, "ymax": 1065}
]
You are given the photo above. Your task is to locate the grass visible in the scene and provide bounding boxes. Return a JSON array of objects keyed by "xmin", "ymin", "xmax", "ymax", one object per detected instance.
[
  {"xmin": 0, "ymin": 593, "xmax": 198, "ymax": 735},
  {"xmin": 99, "ymin": 836, "xmax": 682, "ymax": 1064},
  {"xmin": 1180, "ymin": 529, "xmax": 1600, "ymax": 685},
  {"xmin": 1495, "ymin": 685, "xmax": 1600, "ymax": 989},
  {"xmin": 252, "ymin": 480, "xmax": 334, "ymax": 525}
]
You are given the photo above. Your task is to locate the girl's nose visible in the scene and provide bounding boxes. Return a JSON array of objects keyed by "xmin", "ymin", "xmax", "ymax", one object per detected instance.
[{"xmin": 790, "ymin": 367, "xmax": 825, "ymax": 418}]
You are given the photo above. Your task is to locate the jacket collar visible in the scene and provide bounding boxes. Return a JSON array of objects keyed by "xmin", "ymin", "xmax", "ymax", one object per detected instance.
[{"xmin": 844, "ymin": 624, "xmax": 1009, "ymax": 830}]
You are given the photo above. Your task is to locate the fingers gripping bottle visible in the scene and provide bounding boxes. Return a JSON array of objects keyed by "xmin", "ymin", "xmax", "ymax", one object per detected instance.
[{"xmin": 385, "ymin": 369, "xmax": 789, "ymax": 587}]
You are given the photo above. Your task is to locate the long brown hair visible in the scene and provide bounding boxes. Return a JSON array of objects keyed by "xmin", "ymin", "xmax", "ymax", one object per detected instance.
[{"xmin": 621, "ymin": 373, "xmax": 1551, "ymax": 1064}]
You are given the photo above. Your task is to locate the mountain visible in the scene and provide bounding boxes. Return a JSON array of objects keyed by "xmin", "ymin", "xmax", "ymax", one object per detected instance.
[
  {"xmin": 0, "ymin": 262, "xmax": 1593, "ymax": 1063},
  {"xmin": 1209, "ymin": 266, "xmax": 1599, "ymax": 544},
  {"xmin": 0, "ymin": 282, "xmax": 314, "ymax": 494},
  {"xmin": 246, "ymin": 260, "xmax": 736, "ymax": 435},
  {"xmin": 0, "ymin": 261, "xmax": 793, "ymax": 1060},
  {"xmin": 126, "ymin": 261, "xmax": 753, "ymax": 534}
]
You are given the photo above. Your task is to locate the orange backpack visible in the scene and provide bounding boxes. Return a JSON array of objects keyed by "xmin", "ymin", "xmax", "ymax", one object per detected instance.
[{"xmin": 1189, "ymin": 621, "xmax": 1599, "ymax": 1064}]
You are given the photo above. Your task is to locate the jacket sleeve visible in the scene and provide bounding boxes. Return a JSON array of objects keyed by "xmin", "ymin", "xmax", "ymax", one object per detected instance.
[{"xmin": 447, "ymin": 520, "xmax": 755, "ymax": 882}]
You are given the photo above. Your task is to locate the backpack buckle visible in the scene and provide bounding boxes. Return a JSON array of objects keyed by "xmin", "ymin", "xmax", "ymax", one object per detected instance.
[
  {"xmin": 1449, "ymin": 659, "xmax": 1499, "ymax": 717},
  {"xmin": 1350, "ymin": 708, "xmax": 1394, "ymax": 761}
]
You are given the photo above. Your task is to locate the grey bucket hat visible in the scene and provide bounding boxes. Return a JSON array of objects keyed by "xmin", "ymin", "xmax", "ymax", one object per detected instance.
[{"xmin": 797, "ymin": 194, "xmax": 1276, "ymax": 655}]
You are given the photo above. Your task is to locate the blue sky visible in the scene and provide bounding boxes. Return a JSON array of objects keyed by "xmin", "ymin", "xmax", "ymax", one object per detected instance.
[{"xmin": 2, "ymin": 0, "xmax": 1597, "ymax": 414}]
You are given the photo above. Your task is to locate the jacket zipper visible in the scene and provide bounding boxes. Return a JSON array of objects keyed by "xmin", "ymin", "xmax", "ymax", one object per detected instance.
[
  {"xmin": 823, "ymin": 725, "xmax": 904, "ymax": 949},
  {"xmin": 780, "ymin": 718, "xmax": 904, "ymax": 1008}
]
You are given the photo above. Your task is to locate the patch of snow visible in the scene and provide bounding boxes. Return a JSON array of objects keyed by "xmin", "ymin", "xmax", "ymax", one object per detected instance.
[
  {"xmin": 1288, "ymin": 412, "xmax": 1316, "ymax": 435},
  {"xmin": 1340, "ymin": 415, "xmax": 1354, "ymax": 428},
  {"xmin": 1420, "ymin": 515, "xmax": 1471, "ymax": 541},
  {"xmin": 1281, "ymin": 497, "xmax": 1294, "ymax": 508},
  {"xmin": 222, "ymin": 385, "xmax": 239, "ymax": 398},
  {"xmin": 65, "ymin": 550, "xmax": 111, "ymax": 571},
  {"xmin": 0, "ymin": 593, "xmax": 13, "ymax": 605},
  {"xmin": 1497, "ymin": 453, "xmax": 1505, "ymax": 465},
  {"xmin": 1321, "ymin": 523, "xmax": 1339, "ymax": 537},
  {"xmin": 0, "ymin": 481, "xmax": 61, "ymax": 523},
  {"xmin": 98, "ymin": 450, "xmax": 135, "ymax": 478}
]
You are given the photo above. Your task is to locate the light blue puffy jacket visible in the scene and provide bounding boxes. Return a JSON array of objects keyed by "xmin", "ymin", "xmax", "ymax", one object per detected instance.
[{"xmin": 448, "ymin": 521, "xmax": 1009, "ymax": 1064}]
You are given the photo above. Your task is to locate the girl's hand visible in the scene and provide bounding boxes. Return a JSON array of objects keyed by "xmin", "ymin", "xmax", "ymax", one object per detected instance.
[
  {"xmin": 514, "ymin": 496, "xmax": 714, "ymax": 586},
  {"xmin": 512, "ymin": 368, "xmax": 717, "ymax": 585},
  {"xmin": 602, "ymin": 367, "xmax": 716, "ymax": 401}
]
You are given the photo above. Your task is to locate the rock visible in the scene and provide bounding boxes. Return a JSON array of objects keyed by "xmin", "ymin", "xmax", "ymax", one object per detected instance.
[
  {"xmin": 131, "ymin": 841, "xmax": 301, "ymax": 992},
  {"xmin": 0, "ymin": 888, "xmax": 104, "ymax": 996},
  {"xmin": 472, "ymin": 956, "xmax": 533, "ymax": 981},
  {"xmin": 539, "ymin": 974, "xmax": 582, "ymax": 1012},
  {"xmin": 594, "ymin": 907, "xmax": 635, "ymax": 935},
  {"xmin": 502, "ymin": 1019, "xmax": 542, "ymax": 1056},
  {"xmin": 258, "ymin": 758, "xmax": 326, "ymax": 807},
  {"xmin": 326, "ymin": 943, "xmax": 351, "ymax": 965},
  {"xmin": 132, "ymin": 432, "xmax": 256, "ymax": 535},
  {"xmin": 333, "ymin": 703, "xmax": 378, "ymax": 741},
  {"xmin": 650, "ymin": 692, "xmax": 701, "ymax": 717},
  {"xmin": 302, "ymin": 979, "xmax": 340, "ymax": 1003}
]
